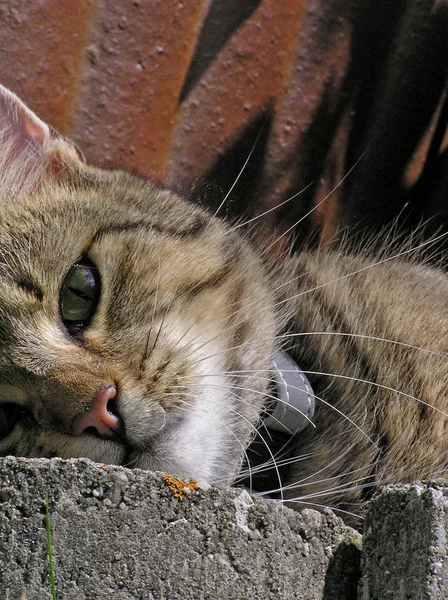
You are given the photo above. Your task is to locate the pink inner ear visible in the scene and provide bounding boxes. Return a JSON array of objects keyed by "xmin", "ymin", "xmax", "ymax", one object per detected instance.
[
  {"xmin": 21, "ymin": 117, "xmax": 50, "ymax": 147},
  {"xmin": 0, "ymin": 83, "xmax": 82, "ymax": 200},
  {"xmin": 0, "ymin": 83, "xmax": 51, "ymax": 170}
]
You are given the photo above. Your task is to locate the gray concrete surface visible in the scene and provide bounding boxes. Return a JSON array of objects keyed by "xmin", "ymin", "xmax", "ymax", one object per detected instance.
[
  {"xmin": 360, "ymin": 481, "xmax": 448, "ymax": 600},
  {"xmin": 0, "ymin": 457, "xmax": 361, "ymax": 600}
]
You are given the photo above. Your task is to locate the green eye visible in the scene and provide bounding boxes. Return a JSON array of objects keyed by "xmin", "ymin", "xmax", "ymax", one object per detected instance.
[{"xmin": 60, "ymin": 260, "xmax": 101, "ymax": 334}]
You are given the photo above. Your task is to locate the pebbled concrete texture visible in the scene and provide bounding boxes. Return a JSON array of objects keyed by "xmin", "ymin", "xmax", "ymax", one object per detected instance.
[
  {"xmin": 0, "ymin": 457, "xmax": 361, "ymax": 600},
  {"xmin": 360, "ymin": 482, "xmax": 448, "ymax": 600}
]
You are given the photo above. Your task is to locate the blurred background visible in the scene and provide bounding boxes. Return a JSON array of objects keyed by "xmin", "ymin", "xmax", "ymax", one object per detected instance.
[{"xmin": 1, "ymin": 0, "xmax": 448, "ymax": 249}]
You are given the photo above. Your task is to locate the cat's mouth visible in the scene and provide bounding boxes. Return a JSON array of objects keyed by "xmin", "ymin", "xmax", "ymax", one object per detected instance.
[
  {"xmin": 81, "ymin": 419, "xmax": 137, "ymax": 467},
  {"xmin": 82, "ymin": 425, "xmax": 126, "ymax": 445}
]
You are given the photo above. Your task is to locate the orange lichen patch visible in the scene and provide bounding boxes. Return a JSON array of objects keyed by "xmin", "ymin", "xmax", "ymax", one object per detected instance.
[{"xmin": 163, "ymin": 474, "xmax": 200, "ymax": 500}]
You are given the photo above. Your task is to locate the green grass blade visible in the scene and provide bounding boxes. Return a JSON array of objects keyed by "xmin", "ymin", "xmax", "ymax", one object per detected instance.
[{"xmin": 45, "ymin": 492, "xmax": 57, "ymax": 600}]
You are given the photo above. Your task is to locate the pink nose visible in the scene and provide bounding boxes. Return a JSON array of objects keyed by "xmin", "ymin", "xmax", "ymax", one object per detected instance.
[{"xmin": 72, "ymin": 385, "xmax": 120, "ymax": 438}]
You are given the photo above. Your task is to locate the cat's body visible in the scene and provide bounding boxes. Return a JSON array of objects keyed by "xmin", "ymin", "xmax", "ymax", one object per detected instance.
[
  {"xmin": 281, "ymin": 251, "xmax": 448, "ymax": 520},
  {"xmin": 0, "ymin": 84, "xmax": 446, "ymax": 527}
]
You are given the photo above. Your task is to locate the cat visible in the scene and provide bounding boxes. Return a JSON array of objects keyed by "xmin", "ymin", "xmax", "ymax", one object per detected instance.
[{"xmin": 0, "ymin": 83, "xmax": 447, "ymax": 529}]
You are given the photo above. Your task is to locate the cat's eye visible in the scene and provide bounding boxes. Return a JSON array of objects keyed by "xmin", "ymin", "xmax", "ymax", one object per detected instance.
[
  {"xmin": 0, "ymin": 403, "xmax": 21, "ymax": 438},
  {"xmin": 60, "ymin": 260, "xmax": 101, "ymax": 334}
]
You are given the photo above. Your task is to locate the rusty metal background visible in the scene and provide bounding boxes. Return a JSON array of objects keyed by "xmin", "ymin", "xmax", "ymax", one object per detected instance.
[{"xmin": 1, "ymin": 0, "xmax": 447, "ymax": 246}]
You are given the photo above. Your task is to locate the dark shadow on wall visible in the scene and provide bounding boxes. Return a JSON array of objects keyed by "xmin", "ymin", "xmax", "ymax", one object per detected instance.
[
  {"xmin": 343, "ymin": 0, "xmax": 448, "ymax": 234},
  {"xmin": 192, "ymin": 113, "xmax": 272, "ymax": 224},
  {"xmin": 180, "ymin": 0, "xmax": 263, "ymax": 102},
  {"xmin": 179, "ymin": 0, "xmax": 448, "ymax": 249}
]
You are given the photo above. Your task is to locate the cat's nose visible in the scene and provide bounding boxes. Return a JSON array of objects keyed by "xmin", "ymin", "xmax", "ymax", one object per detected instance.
[{"xmin": 72, "ymin": 385, "xmax": 120, "ymax": 438}]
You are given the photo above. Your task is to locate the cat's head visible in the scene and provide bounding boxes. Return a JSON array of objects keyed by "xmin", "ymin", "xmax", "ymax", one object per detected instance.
[{"xmin": 0, "ymin": 84, "xmax": 278, "ymax": 482}]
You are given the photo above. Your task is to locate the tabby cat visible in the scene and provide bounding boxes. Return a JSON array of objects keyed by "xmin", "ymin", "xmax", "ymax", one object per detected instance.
[{"xmin": 0, "ymin": 83, "xmax": 446, "ymax": 528}]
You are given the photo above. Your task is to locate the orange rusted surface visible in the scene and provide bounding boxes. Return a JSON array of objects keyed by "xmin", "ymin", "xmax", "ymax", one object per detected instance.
[
  {"xmin": 404, "ymin": 85, "xmax": 447, "ymax": 190},
  {"xmin": 70, "ymin": 0, "xmax": 207, "ymax": 182},
  {"xmin": 0, "ymin": 0, "xmax": 447, "ymax": 241},
  {"xmin": 165, "ymin": 0, "xmax": 307, "ymax": 189},
  {"xmin": 0, "ymin": 0, "xmax": 95, "ymax": 134},
  {"xmin": 256, "ymin": 0, "xmax": 353, "ymax": 239}
]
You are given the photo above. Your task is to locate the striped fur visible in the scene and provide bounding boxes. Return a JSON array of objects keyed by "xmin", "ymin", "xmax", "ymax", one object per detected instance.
[{"xmin": 0, "ymin": 84, "xmax": 447, "ymax": 527}]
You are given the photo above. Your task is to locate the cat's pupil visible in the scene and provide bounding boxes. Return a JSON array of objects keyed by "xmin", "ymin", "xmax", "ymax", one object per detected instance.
[
  {"xmin": 60, "ymin": 260, "xmax": 101, "ymax": 334},
  {"xmin": 68, "ymin": 286, "xmax": 92, "ymax": 301}
]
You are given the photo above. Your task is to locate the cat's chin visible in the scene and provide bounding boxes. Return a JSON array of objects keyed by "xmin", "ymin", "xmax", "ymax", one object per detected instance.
[
  {"xmin": 129, "ymin": 452, "xmax": 214, "ymax": 482},
  {"xmin": 126, "ymin": 425, "xmax": 243, "ymax": 484}
]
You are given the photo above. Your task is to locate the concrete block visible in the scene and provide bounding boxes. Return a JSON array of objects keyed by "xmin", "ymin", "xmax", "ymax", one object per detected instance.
[
  {"xmin": 360, "ymin": 482, "xmax": 448, "ymax": 600},
  {"xmin": 0, "ymin": 457, "xmax": 361, "ymax": 600}
]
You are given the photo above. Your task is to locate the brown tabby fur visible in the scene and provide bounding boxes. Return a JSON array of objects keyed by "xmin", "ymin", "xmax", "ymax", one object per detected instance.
[{"xmin": 0, "ymin": 84, "xmax": 447, "ymax": 528}]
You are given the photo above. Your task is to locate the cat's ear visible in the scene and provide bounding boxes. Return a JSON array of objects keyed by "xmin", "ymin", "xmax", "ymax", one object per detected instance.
[{"xmin": 0, "ymin": 83, "xmax": 84, "ymax": 199}]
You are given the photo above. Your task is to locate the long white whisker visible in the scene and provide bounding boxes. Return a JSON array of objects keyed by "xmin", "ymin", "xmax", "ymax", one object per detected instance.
[
  {"xmin": 173, "ymin": 382, "xmax": 315, "ymax": 432},
  {"xmin": 180, "ymin": 365, "xmax": 447, "ymax": 417},
  {"xmin": 264, "ymin": 470, "xmax": 377, "ymax": 498},
  {"xmin": 282, "ymin": 499, "xmax": 363, "ymax": 522},
  {"xmin": 258, "ymin": 150, "xmax": 368, "ymax": 257},
  {"xmin": 168, "ymin": 389, "xmax": 284, "ymax": 499},
  {"xmin": 177, "ymin": 379, "xmax": 374, "ymax": 445},
  {"xmin": 182, "ymin": 229, "xmax": 448, "ymax": 365},
  {"xmin": 231, "ymin": 181, "xmax": 314, "ymax": 231},
  {"xmin": 275, "ymin": 443, "xmax": 356, "ymax": 494},
  {"xmin": 237, "ymin": 451, "xmax": 314, "ymax": 478},
  {"xmin": 184, "ymin": 320, "xmax": 447, "ymax": 377},
  {"xmin": 285, "ymin": 331, "xmax": 446, "ymax": 357},
  {"xmin": 214, "ymin": 125, "xmax": 265, "ymax": 218},
  {"xmin": 300, "ymin": 369, "xmax": 448, "ymax": 418}
]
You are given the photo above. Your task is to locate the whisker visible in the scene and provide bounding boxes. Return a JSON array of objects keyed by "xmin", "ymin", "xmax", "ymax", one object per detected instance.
[
  {"xmin": 258, "ymin": 150, "xmax": 368, "ymax": 258},
  {"xmin": 173, "ymin": 383, "xmax": 280, "ymax": 446},
  {"xmin": 173, "ymin": 382, "xmax": 314, "ymax": 432},
  {"xmin": 271, "ymin": 444, "xmax": 362, "ymax": 496},
  {"xmin": 181, "ymin": 228, "xmax": 448, "ymax": 366},
  {"xmin": 286, "ymin": 331, "xmax": 446, "ymax": 358},
  {"xmin": 180, "ymin": 362, "xmax": 448, "ymax": 418},
  {"xmin": 213, "ymin": 124, "xmax": 266, "ymax": 218},
  {"xmin": 299, "ymin": 369, "xmax": 448, "ymax": 418},
  {"xmin": 262, "ymin": 464, "xmax": 378, "ymax": 497},
  {"xmin": 139, "ymin": 256, "xmax": 161, "ymax": 374},
  {"xmin": 183, "ymin": 322, "xmax": 447, "ymax": 379},
  {"xmin": 283, "ymin": 499, "xmax": 364, "ymax": 522},
  {"xmin": 231, "ymin": 181, "xmax": 314, "ymax": 231},
  {"xmin": 177, "ymin": 378, "xmax": 374, "ymax": 445},
  {"xmin": 169, "ymin": 386, "xmax": 285, "ymax": 499},
  {"xmin": 236, "ymin": 450, "xmax": 313, "ymax": 478}
]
